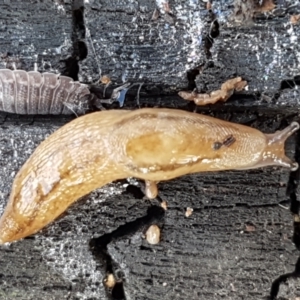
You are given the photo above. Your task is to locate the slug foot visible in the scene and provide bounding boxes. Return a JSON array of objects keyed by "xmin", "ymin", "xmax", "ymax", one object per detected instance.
[{"xmin": 145, "ymin": 180, "xmax": 159, "ymax": 199}]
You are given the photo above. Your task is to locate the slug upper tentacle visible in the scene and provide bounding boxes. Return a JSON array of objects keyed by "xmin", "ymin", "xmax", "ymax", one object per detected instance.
[
  {"xmin": 0, "ymin": 108, "xmax": 298, "ymax": 244},
  {"xmin": 246, "ymin": 121, "xmax": 300, "ymax": 171}
]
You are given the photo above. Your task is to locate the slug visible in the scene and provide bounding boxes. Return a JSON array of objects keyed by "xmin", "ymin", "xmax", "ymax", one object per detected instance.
[{"xmin": 0, "ymin": 108, "xmax": 298, "ymax": 244}]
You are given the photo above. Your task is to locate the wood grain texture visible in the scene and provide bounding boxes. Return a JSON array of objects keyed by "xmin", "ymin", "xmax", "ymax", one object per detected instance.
[
  {"xmin": 0, "ymin": 1, "xmax": 73, "ymax": 73},
  {"xmin": 0, "ymin": 108, "xmax": 299, "ymax": 300},
  {"xmin": 0, "ymin": 0, "xmax": 300, "ymax": 299}
]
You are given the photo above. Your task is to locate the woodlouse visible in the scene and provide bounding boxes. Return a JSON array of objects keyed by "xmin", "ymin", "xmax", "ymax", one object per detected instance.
[
  {"xmin": 0, "ymin": 69, "xmax": 137, "ymax": 115},
  {"xmin": 0, "ymin": 69, "xmax": 92, "ymax": 114}
]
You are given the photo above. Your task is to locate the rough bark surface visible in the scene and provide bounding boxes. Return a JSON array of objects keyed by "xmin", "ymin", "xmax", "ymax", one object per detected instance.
[
  {"xmin": 0, "ymin": 1, "xmax": 300, "ymax": 300},
  {"xmin": 0, "ymin": 0, "xmax": 74, "ymax": 73}
]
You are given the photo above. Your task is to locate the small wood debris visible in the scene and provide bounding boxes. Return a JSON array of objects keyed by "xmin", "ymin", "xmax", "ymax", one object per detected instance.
[
  {"xmin": 104, "ymin": 273, "xmax": 116, "ymax": 289},
  {"xmin": 100, "ymin": 75, "xmax": 111, "ymax": 85},
  {"xmin": 145, "ymin": 224, "xmax": 161, "ymax": 245},
  {"xmin": 179, "ymin": 77, "xmax": 247, "ymax": 106},
  {"xmin": 245, "ymin": 223, "xmax": 256, "ymax": 232},
  {"xmin": 255, "ymin": 0, "xmax": 275, "ymax": 13},
  {"xmin": 161, "ymin": 201, "xmax": 168, "ymax": 210},
  {"xmin": 291, "ymin": 15, "xmax": 300, "ymax": 25},
  {"xmin": 185, "ymin": 207, "xmax": 194, "ymax": 217}
]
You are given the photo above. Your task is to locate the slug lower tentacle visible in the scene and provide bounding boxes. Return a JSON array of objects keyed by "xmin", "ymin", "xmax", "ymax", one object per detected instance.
[{"xmin": 0, "ymin": 108, "xmax": 298, "ymax": 244}]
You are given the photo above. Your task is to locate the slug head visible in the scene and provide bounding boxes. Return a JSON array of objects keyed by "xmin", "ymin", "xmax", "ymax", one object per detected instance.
[{"xmin": 257, "ymin": 122, "xmax": 299, "ymax": 170}]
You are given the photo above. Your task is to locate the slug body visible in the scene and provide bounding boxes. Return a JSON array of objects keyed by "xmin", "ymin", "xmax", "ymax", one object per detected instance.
[{"xmin": 0, "ymin": 108, "xmax": 298, "ymax": 243}]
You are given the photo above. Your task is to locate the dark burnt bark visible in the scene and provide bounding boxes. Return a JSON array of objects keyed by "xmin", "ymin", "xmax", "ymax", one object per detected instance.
[{"xmin": 0, "ymin": 0, "xmax": 300, "ymax": 299}]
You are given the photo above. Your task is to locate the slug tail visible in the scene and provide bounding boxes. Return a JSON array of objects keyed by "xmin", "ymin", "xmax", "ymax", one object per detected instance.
[{"xmin": 0, "ymin": 208, "xmax": 23, "ymax": 244}]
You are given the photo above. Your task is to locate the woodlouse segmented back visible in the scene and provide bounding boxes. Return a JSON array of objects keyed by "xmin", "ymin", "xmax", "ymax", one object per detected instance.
[{"xmin": 0, "ymin": 69, "xmax": 91, "ymax": 114}]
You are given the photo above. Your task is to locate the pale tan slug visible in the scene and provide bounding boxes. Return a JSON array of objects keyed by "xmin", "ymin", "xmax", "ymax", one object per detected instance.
[{"xmin": 0, "ymin": 108, "xmax": 298, "ymax": 244}]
